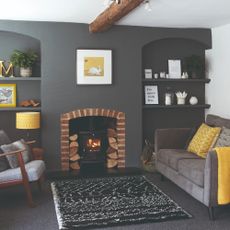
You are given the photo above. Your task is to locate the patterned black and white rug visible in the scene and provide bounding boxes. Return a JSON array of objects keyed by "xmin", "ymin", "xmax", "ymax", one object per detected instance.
[{"xmin": 51, "ymin": 175, "xmax": 191, "ymax": 229}]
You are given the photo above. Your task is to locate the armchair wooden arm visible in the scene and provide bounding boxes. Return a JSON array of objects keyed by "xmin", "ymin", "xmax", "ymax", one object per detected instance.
[
  {"xmin": 0, "ymin": 148, "xmax": 26, "ymax": 158},
  {"xmin": 25, "ymin": 140, "xmax": 36, "ymax": 145}
]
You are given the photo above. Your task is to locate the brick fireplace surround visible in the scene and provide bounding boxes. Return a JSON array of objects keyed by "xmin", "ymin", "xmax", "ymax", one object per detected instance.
[{"xmin": 60, "ymin": 108, "xmax": 125, "ymax": 171}]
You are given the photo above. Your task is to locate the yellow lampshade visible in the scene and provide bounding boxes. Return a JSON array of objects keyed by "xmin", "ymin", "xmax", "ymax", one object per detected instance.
[{"xmin": 16, "ymin": 112, "xmax": 40, "ymax": 130}]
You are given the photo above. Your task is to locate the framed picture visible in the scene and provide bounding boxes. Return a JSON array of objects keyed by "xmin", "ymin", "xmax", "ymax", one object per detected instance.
[
  {"xmin": 145, "ymin": 85, "xmax": 159, "ymax": 104},
  {"xmin": 168, "ymin": 59, "xmax": 181, "ymax": 79},
  {"xmin": 144, "ymin": 69, "xmax": 152, "ymax": 79},
  {"xmin": 76, "ymin": 49, "xmax": 112, "ymax": 85},
  {"xmin": 0, "ymin": 84, "xmax": 16, "ymax": 107}
]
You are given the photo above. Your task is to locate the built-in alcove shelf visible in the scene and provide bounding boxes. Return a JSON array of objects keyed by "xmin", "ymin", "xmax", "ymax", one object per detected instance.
[
  {"xmin": 143, "ymin": 104, "xmax": 211, "ymax": 109},
  {"xmin": 0, "ymin": 77, "xmax": 41, "ymax": 81},
  {"xmin": 142, "ymin": 37, "xmax": 211, "ymax": 143},
  {"xmin": 142, "ymin": 78, "xmax": 211, "ymax": 83},
  {"xmin": 0, "ymin": 107, "xmax": 41, "ymax": 112}
]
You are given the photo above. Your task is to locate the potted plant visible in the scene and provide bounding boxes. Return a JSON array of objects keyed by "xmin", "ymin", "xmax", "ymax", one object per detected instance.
[
  {"xmin": 183, "ymin": 55, "xmax": 204, "ymax": 79},
  {"xmin": 10, "ymin": 50, "xmax": 38, "ymax": 77}
]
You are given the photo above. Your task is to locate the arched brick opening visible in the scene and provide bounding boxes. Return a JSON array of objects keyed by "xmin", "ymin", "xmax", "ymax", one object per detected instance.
[{"xmin": 60, "ymin": 108, "xmax": 125, "ymax": 171}]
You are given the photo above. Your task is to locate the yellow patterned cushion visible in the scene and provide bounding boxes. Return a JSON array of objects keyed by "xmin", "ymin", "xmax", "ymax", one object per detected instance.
[{"xmin": 187, "ymin": 123, "xmax": 221, "ymax": 158}]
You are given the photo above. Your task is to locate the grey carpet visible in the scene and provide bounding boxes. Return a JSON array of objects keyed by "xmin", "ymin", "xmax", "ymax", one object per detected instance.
[{"xmin": 0, "ymin": 173, "xmax": 230, "ymax": 230}]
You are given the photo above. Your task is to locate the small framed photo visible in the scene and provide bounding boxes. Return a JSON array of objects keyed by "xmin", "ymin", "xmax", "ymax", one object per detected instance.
[
  {"xmin": 145, "ymin": 85, "xmax": 159, "ymax": 104},
  {"xmin": 144, "ymin": 69, "xmax": 152, "ymax": 79},
  {"xmin": 168, "ymin": 59, "xmax": 181, "ymax": 79},
  {"xmin": 76, "ymin": 49, "xmax": 112, "ymax": 85},
  {"xmin": 0, "ymin": 84, "xmax": 16, "ymax": 107}
]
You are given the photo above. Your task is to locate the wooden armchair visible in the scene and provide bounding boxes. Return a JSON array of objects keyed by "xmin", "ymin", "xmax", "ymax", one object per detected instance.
[{"xmin": 0, "ymin": 140, "xmax": 45, "ymax": 207}]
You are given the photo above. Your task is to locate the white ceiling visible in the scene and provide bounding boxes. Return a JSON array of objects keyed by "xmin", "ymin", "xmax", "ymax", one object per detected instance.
[{"xmin": 0, "ymin": 0, "xmax": 230, "ymax": 28}]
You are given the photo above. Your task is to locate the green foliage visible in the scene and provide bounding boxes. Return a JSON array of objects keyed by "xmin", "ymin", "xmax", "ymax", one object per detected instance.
[
  {"xmin": 184, "ymin": 55, "xmax": 204, "ymax": 78},
  {"xmin": 10, "ymin": 50, "xmax": 38, "ymax": 68}
]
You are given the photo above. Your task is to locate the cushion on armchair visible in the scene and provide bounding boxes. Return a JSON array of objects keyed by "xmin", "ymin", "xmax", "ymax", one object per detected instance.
[
  {"xmin": 0, "ymin": 130, "xmax": 11, "ymax": 172},
  {"xmin": 187, "ymin": 123, "xmax": 221, "ymax": 158},
  {"xmin": 1, "ymin": 139, "xmax": 31, "ymax": 169}
]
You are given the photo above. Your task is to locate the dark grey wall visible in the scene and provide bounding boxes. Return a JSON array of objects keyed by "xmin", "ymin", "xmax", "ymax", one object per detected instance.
[{"xmin": 0, "ymin": 20, "xmax": 211, "ymax": 170}]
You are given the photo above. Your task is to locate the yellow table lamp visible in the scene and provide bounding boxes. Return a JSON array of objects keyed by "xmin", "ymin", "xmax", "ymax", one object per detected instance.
[{"xmin": 16, "ymin": 112, "xmax": 40, "ymax": 139}]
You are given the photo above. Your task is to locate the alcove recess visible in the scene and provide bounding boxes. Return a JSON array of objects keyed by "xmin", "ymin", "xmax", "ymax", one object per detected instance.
[
  {"xmin": 142, "ymin": 38, "xmax": 211, "ymax": 144},
  {"xmin": 0, "ymin": 31, "xmax": 41, "ymax": 144}
]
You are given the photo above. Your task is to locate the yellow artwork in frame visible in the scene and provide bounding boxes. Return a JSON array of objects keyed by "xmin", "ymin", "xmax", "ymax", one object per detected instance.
[
  {"xmin": 0, "ymin": 84, "xmax": 16, "ymax": 107},
  {"xmin": 84, "ymin": 57, "xmax": 104, "ymax": 77}
]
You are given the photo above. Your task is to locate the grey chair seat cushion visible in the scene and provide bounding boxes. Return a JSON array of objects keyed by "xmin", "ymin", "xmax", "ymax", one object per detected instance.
[
  {"xmin": 157, "ymin": 149, "xmax": 199, "ymax": 171},
  {"xmin": 0, "ymin": 160, "xmax": 45, "ymax": 183},
  {"xmin": 178, "ymin": 159, "xmax": 205, "ymax": 187}
]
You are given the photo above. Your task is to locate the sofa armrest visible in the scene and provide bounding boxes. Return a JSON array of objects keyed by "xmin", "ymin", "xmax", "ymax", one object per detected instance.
[
  {"xmin": 154, "ymin": 128, "xmax": 194, "ymax": 153},
  {"xmin": 204, "ymin": 150, "xmax": 218, "ymax": 207}
]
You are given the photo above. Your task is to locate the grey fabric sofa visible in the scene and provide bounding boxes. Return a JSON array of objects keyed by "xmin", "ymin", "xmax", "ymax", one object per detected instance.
[{"xmin": 155, "ymin": 114, "xmax": 230, "ymax": 219}]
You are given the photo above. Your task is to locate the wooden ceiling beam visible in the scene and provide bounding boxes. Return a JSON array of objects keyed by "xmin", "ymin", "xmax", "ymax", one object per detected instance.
[{"xmin": 89, "ymin": 0, "xmax": 145, "ymax": 33}]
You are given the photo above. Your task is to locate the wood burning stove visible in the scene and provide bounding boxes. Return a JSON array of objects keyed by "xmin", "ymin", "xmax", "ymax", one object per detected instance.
[{"xmin": 78, "ymin": 130, "xmax": 108, "ymax": 166}]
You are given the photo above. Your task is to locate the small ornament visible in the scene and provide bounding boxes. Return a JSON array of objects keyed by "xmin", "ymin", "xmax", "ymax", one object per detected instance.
[
  {"xmin": 181, "ymin": 72, "xmax": 189, "ymax": 79},
  {"xmin": 175, "ymin": 91, "xmax": 187, "ymax": 105},
  {"xmin": 154, "ymin": 73, "xmax": 158, "ymax": 79},
  {"xmin": 189, "ymin": 96, "xmax": 198, "ymax": 105}
]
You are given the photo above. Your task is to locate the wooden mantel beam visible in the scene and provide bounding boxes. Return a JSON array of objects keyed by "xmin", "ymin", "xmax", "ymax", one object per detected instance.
[{"xmin": 89, "ymin": 0, "xmax": 145, "ymax": 33}]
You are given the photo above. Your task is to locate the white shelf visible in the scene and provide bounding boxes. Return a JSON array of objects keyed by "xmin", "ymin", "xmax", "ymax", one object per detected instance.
[
  {"xmin": 0, "ymin": 77, "xmax": 41, "ymax": 81},
  {"xmin": 0, "ymin": 107, "xmax": 41, "ymax": 111}
]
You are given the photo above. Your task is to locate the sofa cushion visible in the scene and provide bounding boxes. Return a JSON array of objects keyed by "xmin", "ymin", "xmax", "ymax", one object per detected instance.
[
  {"xmin": 206, "ymin": 114, "xmax": 230, "ymax": 129},
  {"xmin": 0, "ymin": 160, "xmax": 45, "ymax": 183},
  {"xmin": 214, "ymin": 127, "xmax": 230, "ymax": 147},
  {"xmin": 187, "ymin": 123, "xmax": 221, "ymax": 158},
  {"xmin": 178, "ymin": 159, "xmax": 205, "ymax": 187},
  {"xmin": 157, "ymin": 149, "xmax": 199, "ymax": 171}
]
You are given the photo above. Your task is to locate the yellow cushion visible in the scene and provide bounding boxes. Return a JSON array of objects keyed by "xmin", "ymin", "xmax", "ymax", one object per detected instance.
[{"xmin": 187, "ymin": 123, "xmax": 221, "ymax": 158}]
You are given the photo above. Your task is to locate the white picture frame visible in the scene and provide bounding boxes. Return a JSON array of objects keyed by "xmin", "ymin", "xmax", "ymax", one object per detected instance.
[
  {"xmin": 76, "ymin": 49, "xmax": 112, "ymax": 85},
  {"xmin": 145, "ymin": 85, "xmax": 159, "ymax": 104},
  {"xmin": 168, "ymin": 59, "xmax": 181, "ymax": 79}
]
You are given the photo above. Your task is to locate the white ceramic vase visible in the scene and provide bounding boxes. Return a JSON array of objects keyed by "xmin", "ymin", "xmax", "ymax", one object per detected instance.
[{"xmin": 20, "ymin": 67, "xmax": 32, "ymax": 77}]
